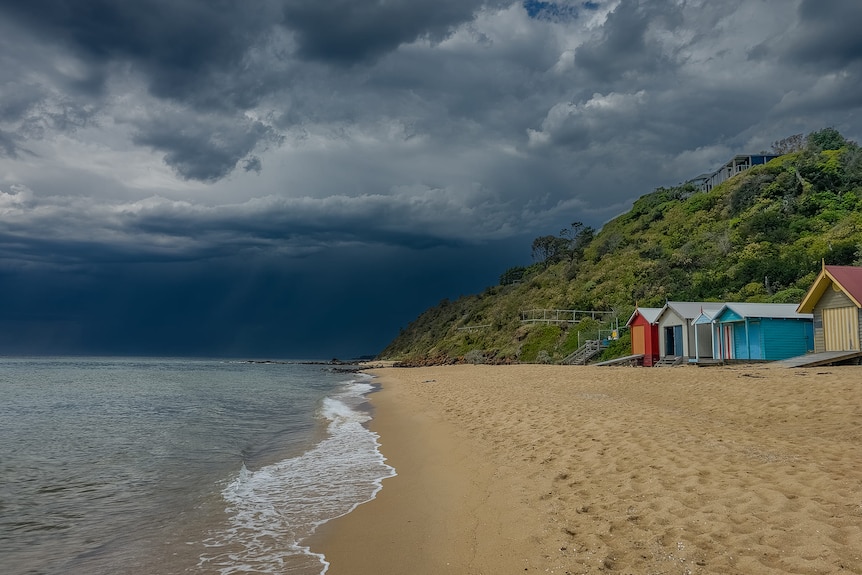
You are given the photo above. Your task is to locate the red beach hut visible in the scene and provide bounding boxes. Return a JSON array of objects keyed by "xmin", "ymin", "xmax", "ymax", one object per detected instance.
[{"xmin": 626, "ymin": 307, "xmax": 661, "ymax": 366}]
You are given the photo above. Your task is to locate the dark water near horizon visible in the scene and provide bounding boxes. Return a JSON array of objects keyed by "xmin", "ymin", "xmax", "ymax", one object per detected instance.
[{"xmin": 0, "ymin": 357, "xmax": 394, "ymax": 575}]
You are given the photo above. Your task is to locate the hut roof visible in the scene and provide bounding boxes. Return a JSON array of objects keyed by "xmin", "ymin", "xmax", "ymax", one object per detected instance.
[
  {"xmin": 660, "ymin": 301, "xmax": 724, "ymax": 321},
  {"xmin": 714, "ymin": 302, "xmax": 812, "ymax": 321},
  {"xmin": 626, "ymin": 307, "xmax": 662, "ymax": 326},
  {"xmin": 798, "ymin": 265, "xmax": 862, "ymax": 313}
]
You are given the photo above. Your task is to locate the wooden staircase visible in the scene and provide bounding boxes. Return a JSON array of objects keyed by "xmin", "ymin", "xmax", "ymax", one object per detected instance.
[
  {"xmin": 561, "ymin": 340, "xmax": 605, "ymax": 365},
  {"xmin": 654, "ymin": 356, "xmax": 684, "ymax": 367}
]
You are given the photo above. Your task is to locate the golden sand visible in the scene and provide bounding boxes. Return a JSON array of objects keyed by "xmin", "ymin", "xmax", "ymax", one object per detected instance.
[{"xmin": 312, "ymin": 364, "xmax": 862, "ymax": 574}]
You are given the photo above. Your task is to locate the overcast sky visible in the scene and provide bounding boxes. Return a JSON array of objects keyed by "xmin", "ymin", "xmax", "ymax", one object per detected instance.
[{"xmin": 1, "ymin": 0, "xmax": 861, "ymax": 358}]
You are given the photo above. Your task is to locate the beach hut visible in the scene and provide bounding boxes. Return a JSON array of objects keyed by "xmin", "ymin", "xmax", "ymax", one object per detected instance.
[
  {"xmin": 711, "ymin": 303, "xmax": 813, "ymax": 361},
  {"xmin": 626, "ymin": 307, "xmax": 661, "ymax": 366},
  {"xmin": 797, "ymin": 265, "xmax": 862, "ymax": 352},
  {"xmin": 656, "ymin": 302, "xmax": 723, "ymax": 362},
  {"xmin": 692, "ymin": 308, "xmax": 721, "ymax": 362}
]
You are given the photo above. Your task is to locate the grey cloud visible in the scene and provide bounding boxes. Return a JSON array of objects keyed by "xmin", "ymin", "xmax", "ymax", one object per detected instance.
[
  {"xmin": 0, "ymin": 88, "xmax": 97, "ymax": 157},
  {"xmin": 0, "ymin": 19, "xmax": 105, "ymax": 158},
  {"xmin": 242, "ymin": 156, "xmax": 263, "ymax": 174},
  {"xmin": 0, "ymin": 0, "xmax": 497, "ymax": 105},
  {"xmin": 0, "ymin": 187, "xmax": 516, "ymax": 269},
  {"xmin": 0, "ymin": 83, "xmax": 46, "ymax": 156},
  {"xmin": 787, "ymin": 0, "xmax": 862, "ymax": 69},
  {"xmin": 0, "ymin": 83, "xmax": 44, "ymax": 124},
  {"xmin": 280, "ymin": 0, "xmax": 496, "ymax": 63},
  {"xmin": 0, "ymin": 0, "xmax": 505, "ymax": 183},
  {"xmin": 574, "ymin": 0, "xmax": 681, "ymax": 84},
  {"xmin": 121, "ymin": 192, "xmax": 509, "ymax": 249},
  {"xmin": 132, "ymin": 112, "xmax": 283, "ymax": 182},
  {"xmin": 0, "ymin": 1, "xmax": 285, "ymax": 179},
  {"xmin": 2, "ymin": 0, "xmax": 862, "ymax": 216},
  {"xmin": 0, "ymin": 1, "xmax": 269, "ymax": 93},
  {"xmin": 0, "ymin": 130, "xmax": 17, "ymax": 157}
]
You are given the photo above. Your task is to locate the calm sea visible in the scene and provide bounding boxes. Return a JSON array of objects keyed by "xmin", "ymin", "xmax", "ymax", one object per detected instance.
[{"xmin": 0, "ymin": 357, "xmax": 394, "ymax": 575}]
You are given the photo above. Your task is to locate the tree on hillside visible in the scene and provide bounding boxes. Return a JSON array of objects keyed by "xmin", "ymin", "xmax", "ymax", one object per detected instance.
[
  {"xmin": 499, "ymin": 266, "xmax": 527, "ymax": 285},
  {"xmin": 573, "ymin": 224, "xmax": 595, "ymax": 256},
  {"xmin": 558, "ymin": 221, "xmax": 595, "ymax": 259},
  {"xmin": 807, "ymin": 127, "xmax": 848, "ymax": 152},
  {"xmin": 531, "ymin": 234, "xmax": 569, "ymax": 266},
  {"xmin": 771, "ymin": 133, "xmax": 804, "ymax": 155}
]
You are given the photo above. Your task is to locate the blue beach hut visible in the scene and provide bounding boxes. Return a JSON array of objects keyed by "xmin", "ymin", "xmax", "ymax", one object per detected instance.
[{"xmin": 712, "ymin": 303, "xmax": 813, "ymax": 361}]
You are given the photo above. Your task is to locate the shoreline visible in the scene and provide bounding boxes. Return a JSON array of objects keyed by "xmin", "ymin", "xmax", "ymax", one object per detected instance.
[
  {"xmin": 309, "ymin": 367, "xmax": 494, "ymax": 574},
  {"xmin": 312, "ymin": 363, "xmax": 862, "ymax": 574}
]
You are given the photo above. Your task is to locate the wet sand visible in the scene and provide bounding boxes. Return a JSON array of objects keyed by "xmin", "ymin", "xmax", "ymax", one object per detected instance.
[{"xmin": 312, "ymin": 364, "xmax": 862, "ymax": 574}]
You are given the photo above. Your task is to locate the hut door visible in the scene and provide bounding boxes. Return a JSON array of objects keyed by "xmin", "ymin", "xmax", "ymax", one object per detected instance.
[
  {"xmin": 664, "ymin": 327, "xmax": 674, "ymax": 357},
  {"xmin": 722, "ymin": 325, "xmax": 734, "ymax": 360},
  {"xmin": 665, "ymin": 325, "xmax": 684, "ymax": 356},
  {"xmin": 823, "ymin": 307, "xmax": 860, "ymax": 351},
  {"xmin": 632, "ymin": 325, "xmax": 645, "ymax": 355},
  {"xmin": 663, "ymin": 325, "xmax": 685, "ymax": 356},
  {"xmin": 747, "ymin": 321, "xmax": 761, "ymax": 360}
]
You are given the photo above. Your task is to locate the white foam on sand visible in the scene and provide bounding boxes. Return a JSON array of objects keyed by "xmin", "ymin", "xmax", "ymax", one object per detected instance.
[{"xmin": 198, "ymin": 378, "xmax": 395, "ymax": 575}]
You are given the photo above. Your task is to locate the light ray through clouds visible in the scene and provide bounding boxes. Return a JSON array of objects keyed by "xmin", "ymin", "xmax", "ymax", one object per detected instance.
[{"xmin": 0, "ymin": 0, "xmax": 860, "ymax": 356}]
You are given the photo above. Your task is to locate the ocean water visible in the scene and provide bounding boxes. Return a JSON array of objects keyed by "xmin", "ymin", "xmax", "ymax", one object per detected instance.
[{"xmin": 0, "ymin": 357, "xmax": 394, "ymax": 575}]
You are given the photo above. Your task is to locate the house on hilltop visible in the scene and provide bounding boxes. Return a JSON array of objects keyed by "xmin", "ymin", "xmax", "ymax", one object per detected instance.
[{"xmin": 689, "ymin": 154, "xmax": 780, "ymax": 192}]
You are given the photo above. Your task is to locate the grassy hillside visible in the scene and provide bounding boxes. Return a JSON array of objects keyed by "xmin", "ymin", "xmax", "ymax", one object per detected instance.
[{"xmin": 380, "ymin": 129, "xmax": 862, "ymax": 363}]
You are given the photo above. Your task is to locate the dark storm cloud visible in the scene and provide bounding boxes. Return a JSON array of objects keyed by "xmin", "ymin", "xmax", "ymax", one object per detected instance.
[
  {"xmin": 242, "ymin": 156, "xmax": 262, "ymax": 174},
  {"xmin": 0, "ymin": 80, "xmax": 96, "ymax": 157},
  {"xmin": 0, "ymin": 238, "xmax": 526, "ymax": 357},
  {"xmin": 0, "ymin": 0, "xmax": 500, "ymax": 180},
  {"xmin": 1, "ymin": 0, "xmax": 498, "ymax": 75},
  {"xmin": 1, "ymin": 0, "xmax": 518, "ymax": 185},
  {"xmin": 574, "ymin": 0, "xmax": 681, "ymax": 83},
  {"xmin": 0, "ymin": 186, "xmax": 508, "ymax": 272},
  {"xmin": 0, "ymin": 1, "xmax": 265, "ymax": 96},
  {"xmin": 0, "ymin": 130, "xmax": 16, "ymax": 157},
  {"xmin": 0, "ymin": 1, "xmax": 285, "ymax": 178},
  {"xmin": 280, "ymin": 0, "xmax": 496, "ymax": 63},
  {"xmin": 131, "ymin": 111, "xmax": 284, "ymax": 182},
  {"xmin": 788, "ymin": 0, "xmax": 862, "ymax": 69}
]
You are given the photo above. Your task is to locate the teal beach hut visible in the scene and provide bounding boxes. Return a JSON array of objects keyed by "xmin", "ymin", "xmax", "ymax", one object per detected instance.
[{"xmin": 712, "ymin": 303, "xmax": 813, "ymax": 361}]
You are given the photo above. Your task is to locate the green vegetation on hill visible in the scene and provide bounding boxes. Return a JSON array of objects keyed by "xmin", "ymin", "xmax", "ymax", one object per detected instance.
[{"xmin": 380, "ymin": 128, "xmax": 862, "ymax": 363}]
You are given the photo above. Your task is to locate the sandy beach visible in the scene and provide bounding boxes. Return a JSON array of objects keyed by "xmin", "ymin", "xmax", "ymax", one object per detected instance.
[{"xmin": 312, "ymin": 364, "xmax": 862, "ymax": 575}]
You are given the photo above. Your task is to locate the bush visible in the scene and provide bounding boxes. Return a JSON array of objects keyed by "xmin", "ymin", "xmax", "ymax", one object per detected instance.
[
  {"xmin": 770, "ymin": 288, "xmax": 806, "ymax": 304},
  {"xmin": 598, "ymin": 332, "xmax": 632, "ymax": 361},
  {"xmin": 520, "ymin": 325, "xmax": 562, "ymax": 362}
]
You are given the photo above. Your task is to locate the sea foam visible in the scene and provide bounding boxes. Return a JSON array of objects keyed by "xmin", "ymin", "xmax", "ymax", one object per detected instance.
[{"xmin": 199, "ymin": 378, "xmax": 395, "ymax": 574}]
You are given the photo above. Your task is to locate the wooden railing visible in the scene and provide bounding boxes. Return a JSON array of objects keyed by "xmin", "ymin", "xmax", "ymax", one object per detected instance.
[{"xmin": 520, "ymin": 309, "xmax": 615, "ymax": 325}]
